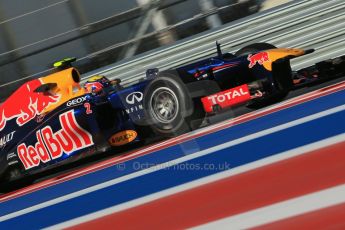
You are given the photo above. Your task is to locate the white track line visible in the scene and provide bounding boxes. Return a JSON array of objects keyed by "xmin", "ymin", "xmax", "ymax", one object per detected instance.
[
  {"xmin": 195, "ymin": 184, "xmax": 345, "ymax": 230},
  {"xmin": 46, "ymin": 133, "xmax": 345, "ymax": 230},
  {"xmin": 1, "ymin": 104, "xmax": 345, "ymax": 223}
]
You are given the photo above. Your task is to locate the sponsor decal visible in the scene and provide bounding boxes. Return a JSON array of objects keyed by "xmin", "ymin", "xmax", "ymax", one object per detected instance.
[
  {"xmin": 125, "ymin": 92, "xmax": 144, "ymax": 114},
  {"xmin": 126, "ymin": 92, "xmax": 143, "ymax": 105},
  {"xmin": 7, "ymin": 152, "xmax": 18, "ymax": 166},
  {"xmin": 0, "ymin": 79, "xmax": 60, "ymax": 131},
  {"xmin": 84, "ymin": 102, "xmax": 93, "ymax": 114},
  {"xmin": 8, "ymin": 161, "xmax": 18, "ymax": 166},
  {"xmin": 108, "ymin": 130, "xmax": 137, "ymax": 146},
  {"xmin": 6, "ymin": 152, "xmax": 16, "ymax": 161},
  {"xmin": 125, "ymin": 104, "xmax": 143, "ymax": 114},
  {"xmin": 201, "ymin": 84, "xmax": 251, "ymax": 113},
  {"xmin": 66, "ymin": 96, "xmax": 88, "ymax": 107},
  {"xmin": 247, "ymin": 52, "xmax": 269, "ymax": 68},
  {"xmin": 0, "ymin": 131, "xmax": 15, "ymax": 148},
  {"xmin": 17, "ymin": 110, "xmax": 94, "ymax": 170}
]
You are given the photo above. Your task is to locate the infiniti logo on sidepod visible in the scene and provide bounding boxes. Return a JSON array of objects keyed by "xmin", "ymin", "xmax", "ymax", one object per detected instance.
[{"xmin": 126, "ymin": 92, "xmax": 143, "ymax": 105}]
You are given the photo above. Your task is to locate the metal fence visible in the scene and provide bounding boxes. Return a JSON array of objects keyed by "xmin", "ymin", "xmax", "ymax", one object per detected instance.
[
  {"xmin": 0, "ymin": 0, "xmax": 264, "ymax": 101},
  {"xmin": 84, "ymin": 0, "xmax": 344, "ymax": 86}
]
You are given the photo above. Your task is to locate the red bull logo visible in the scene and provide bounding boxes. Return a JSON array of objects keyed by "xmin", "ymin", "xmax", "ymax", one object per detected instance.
[
  {"xmin": 0, "ymin": 79, "xmax": 60, "ymax": 131},
  {"xmin": 247, "ymin": 52, "xmax": 269, "ymax": 68},
  {"xmin": 17, "ymin": 110, "xmax": 94, "ymax": 170}
]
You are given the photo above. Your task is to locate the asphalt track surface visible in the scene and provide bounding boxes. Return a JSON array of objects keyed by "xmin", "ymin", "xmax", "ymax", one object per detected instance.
[{"xmin": 0, "ymin": 75, "xmax": 345, "ymax": 229}]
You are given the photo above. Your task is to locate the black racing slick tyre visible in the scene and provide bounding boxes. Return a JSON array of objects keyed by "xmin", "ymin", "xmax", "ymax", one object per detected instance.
[
  {"xmin": 143, "ymin": 72, "xmax": 193, "ymax": 137},
  {"xmin": 235, "ymin": 43, "xmax": 277, "ymax": 56},
  {"xmin": 0, "ymin": 166, "xmax": 33, "ymax": 193}
]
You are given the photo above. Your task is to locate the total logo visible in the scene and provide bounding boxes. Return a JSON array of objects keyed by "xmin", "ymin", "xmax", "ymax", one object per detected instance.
[
  {"xmin": 17, "ymin": 110, "xmax": 94, "ymax": 170},
  {"xmin": 201, "ymin": 85, "xmax": 251, "ymax": 113},
  {"xmin": 207, "ymin": 87, "xmax": 249, "ymax": 104}
]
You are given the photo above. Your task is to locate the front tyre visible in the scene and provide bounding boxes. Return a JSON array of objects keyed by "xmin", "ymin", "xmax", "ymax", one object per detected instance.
[
  {"xmin": 144, "ymin": 72, "xmax": 192, "ymax": 137},
  {"xmin": 150, "ymin": 87, "xmax": 179, "ymax": 125},
  {"xmin": 0, "ymin": 166, "xmax": 33, "ymax": 193},
  {"xmin": 236, "ymin": 43, "xmax": 290, "ymax": 108}
]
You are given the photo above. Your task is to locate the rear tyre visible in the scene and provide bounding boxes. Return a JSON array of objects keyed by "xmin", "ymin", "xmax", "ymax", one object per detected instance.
[
  {"xmin": 143, "ymin": 72, "xmax": 192, "ymax": 137},
  {"xmin": 0, "ymin": 166, "xmax": 33, "ymax": 193},
  {"xmin": 236, "ymin": 43, "xmax": 290, "ymax": 108},
  {"xmin": 5, "ymin": 167, "xmax": 21, "ymax": 182},
  {"xmin": 235, "ymin": 43, "xmax": 277, "ymax": 56}
]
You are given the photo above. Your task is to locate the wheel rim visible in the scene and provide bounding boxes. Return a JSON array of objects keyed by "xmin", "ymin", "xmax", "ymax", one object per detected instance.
[{"xmin": 150, "ymin": 87, "xmax": 179, "ymax": 124}]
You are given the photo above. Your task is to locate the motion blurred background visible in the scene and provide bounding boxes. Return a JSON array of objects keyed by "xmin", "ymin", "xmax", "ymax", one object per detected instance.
[{"xmin": 0, "ymin": 0, "xmax": 289, "ymax": 101}]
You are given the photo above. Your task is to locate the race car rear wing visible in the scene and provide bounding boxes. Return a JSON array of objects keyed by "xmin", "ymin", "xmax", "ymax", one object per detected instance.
[
  {"xmin": 292, "ymin": 54, "xmax": 345, "ymax": 89},
  {"xmin": 270, "ymin": 48, "xmax": 315, "ymax": 91}
]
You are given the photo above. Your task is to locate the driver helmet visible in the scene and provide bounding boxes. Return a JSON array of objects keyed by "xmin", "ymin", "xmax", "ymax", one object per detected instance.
[{"xmin": 84, "ymin": 75, "xmax": 111, "ymax": 93}]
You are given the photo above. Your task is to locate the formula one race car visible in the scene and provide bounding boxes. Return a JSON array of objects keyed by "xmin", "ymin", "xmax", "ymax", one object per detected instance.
[{"xmin": 0, "ymin": 43, "xmax": 344, "ymax": 186}]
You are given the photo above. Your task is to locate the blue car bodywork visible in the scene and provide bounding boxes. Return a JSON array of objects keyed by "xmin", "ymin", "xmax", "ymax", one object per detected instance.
[{"xmin": 1, "ymin": 43, "xmax": 329, "ymax": 184}]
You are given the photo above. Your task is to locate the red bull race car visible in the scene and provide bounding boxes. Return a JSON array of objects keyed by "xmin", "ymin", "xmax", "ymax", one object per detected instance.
[{"xmin": 0, "ymin": 43, "xmax": 344, "ymax": 187}]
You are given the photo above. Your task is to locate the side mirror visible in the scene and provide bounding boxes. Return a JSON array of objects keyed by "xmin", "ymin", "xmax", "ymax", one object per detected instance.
[{"xmin": 34, "ymin": 83, "xmax": 57, "ymax": 93}]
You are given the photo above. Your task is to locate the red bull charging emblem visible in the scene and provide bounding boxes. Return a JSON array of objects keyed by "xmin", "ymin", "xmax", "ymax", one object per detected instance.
[
  {"xmin": 0, "ymin": 79, "xmax": 60, "ymax": 130},
  {"xmin": 17, "ymin": 110, "xmax": 94, "ymax": 170},
  {"xmin": 247, "ymin": 52, "xmax": 269, "ymax": 68}
]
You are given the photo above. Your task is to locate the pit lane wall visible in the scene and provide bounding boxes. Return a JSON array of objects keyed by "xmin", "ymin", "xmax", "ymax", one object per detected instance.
[{"xmin": 82, "ymin": 0, "xmax": 345, "ymax": 85}]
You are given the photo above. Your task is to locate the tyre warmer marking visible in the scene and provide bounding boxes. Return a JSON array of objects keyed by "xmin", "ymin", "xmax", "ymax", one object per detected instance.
[{"xmin": 17, "ymin": 110, "xmax": 94, "ymax": 170}]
